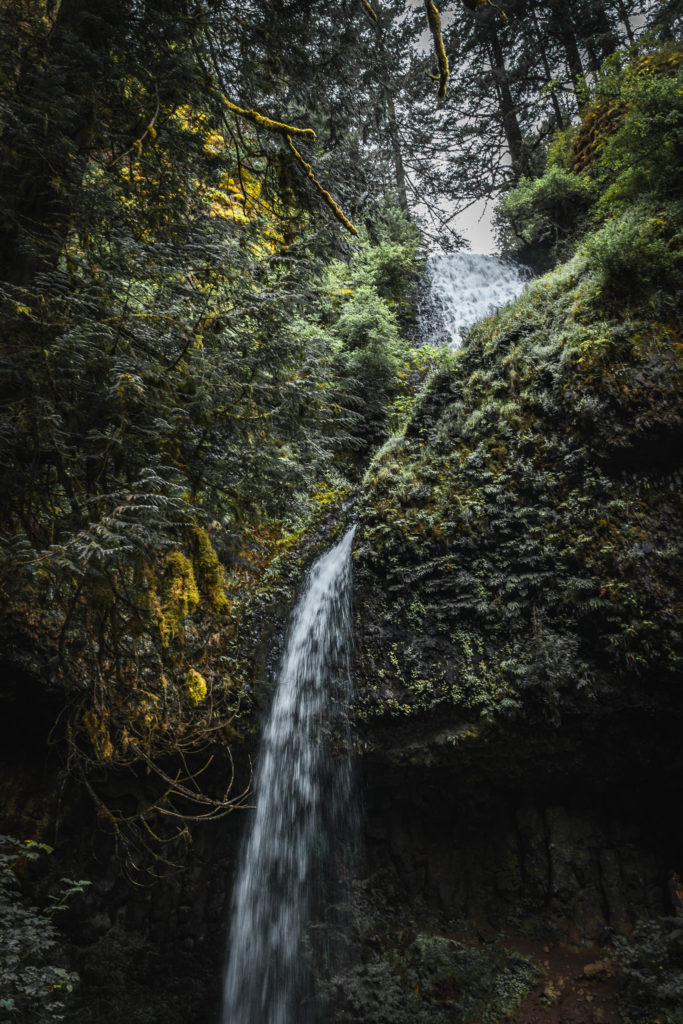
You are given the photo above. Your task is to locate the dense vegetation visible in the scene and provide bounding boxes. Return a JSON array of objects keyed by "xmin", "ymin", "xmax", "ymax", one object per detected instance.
[
  {"xmin": 1, "ymin": 1, "xmax": 682, "ymax": 1022},
  {"xmin": 357, "ymin": 35, "xmax": 683, "ymax": 726},
  {"xmin": 353, "ymin": 37, "xmax": 683, "ymax": 1022},
  {"xmin": 0, "ymin": 0, "xmax": 435, "ymax": 869}
]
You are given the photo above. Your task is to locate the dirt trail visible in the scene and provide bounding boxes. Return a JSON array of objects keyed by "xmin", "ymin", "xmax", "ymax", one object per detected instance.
[{"xmin": 505, "ymin": 937, "xmax": 623, "ymax": 1024}]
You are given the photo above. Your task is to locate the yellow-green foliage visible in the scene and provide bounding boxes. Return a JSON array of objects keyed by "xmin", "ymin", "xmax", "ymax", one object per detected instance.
[
  {"xmin": 545, "ymin": 127, "xmax": 578, "ymax": 171},
  {"xmin": 158, "ymin": 550, "xmax": 200, "ymax": 645},
  {"xmin": 185, "ymin": 668, "xmax": 207, "ymax": 704},
  {"xmin": 191, "ymin": 525, "xmax": 228, "ymax": 611},
  {"xmin": 573, "ymin": 45, "xmax": 682, "ymax": 181},
  {"xmin": 82, "ymin": 709, "xmax": 114, "ymax": 761},
  {"xmin": 138, "ymin": 530, "xmax": 226, "ymax": 650}
]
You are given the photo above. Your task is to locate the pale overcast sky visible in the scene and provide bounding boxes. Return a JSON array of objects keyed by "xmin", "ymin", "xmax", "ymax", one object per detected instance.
[{"xmin": 454, "ymin": 199, "xmax": 497, "ymax": 254}]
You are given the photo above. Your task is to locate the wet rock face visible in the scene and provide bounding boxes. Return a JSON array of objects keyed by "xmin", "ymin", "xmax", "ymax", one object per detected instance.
[
  {"xmin": 351, "ymin": 684, "xmax": 683, "ymax": 966},
  {"xmin": 361, "ymin": 778, "xmax": 673, "ymax": 947},
  {"xmin": 345, "ymin": 237, "xmax": 683, "ymax": 1014},
  {"xmin": 352, "ymin": 238, "xmax": 683, "ymax": 742},
  {"xmin": 323, "ymin": 758, "xmax": 682, "ymax": 1024}
]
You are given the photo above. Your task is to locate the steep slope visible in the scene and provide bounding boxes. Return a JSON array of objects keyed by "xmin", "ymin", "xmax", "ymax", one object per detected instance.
[
  {"xmin": 355, "ymin": 239, "xmax": 682, "ymax": 739},
  {"xmin": 347, "ymin": 46, "xmax": 683, "ymax": 1024}
]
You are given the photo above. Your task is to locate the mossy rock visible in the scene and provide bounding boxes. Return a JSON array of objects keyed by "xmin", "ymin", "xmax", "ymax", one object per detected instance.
[{"xmin": 354, "ymin": 198, "xmax": 683, "ymax": 742}]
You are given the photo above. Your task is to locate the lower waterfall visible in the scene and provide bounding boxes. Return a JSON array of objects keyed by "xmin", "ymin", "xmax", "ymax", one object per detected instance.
[{"xmin": 221, "ymin": 526, "xmax": 357, "ymax": 1024}]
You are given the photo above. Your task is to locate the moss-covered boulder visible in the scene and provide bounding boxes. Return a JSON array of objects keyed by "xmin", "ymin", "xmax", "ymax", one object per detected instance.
[{"xmin": 353, "ymin": 201, "xmax": 683, "ymax": 761}]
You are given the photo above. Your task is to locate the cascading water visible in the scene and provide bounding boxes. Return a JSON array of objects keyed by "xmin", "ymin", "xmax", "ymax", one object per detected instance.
[
  {"xmin": 421, "ymin": 252, "xmax": 528, "ymax": 348},
  {"xmin": 221, "ymin": 526, "xmax": 357, "ymax": 1024},
  {"xmin": 220, "ymin": 252, "xmax": 527, "ymax": 1023}
]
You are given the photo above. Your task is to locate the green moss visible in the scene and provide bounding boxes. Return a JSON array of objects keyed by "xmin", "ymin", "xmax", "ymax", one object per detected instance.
[
  {"xmin": 355, "ymin": 192, "xmax": 683, "ymax": 730},
  {"xmin": 157, "ymin": 550, "xmax": 200, "ymax": 646},
  {"xmin": 184, "ymin": 668, "xmax": 207, "ymax": 704},
  {"xmin": 82, "ymin": 709, "xmax": 115, "ymax": 761},
  {"xmin": 190, "ymin": 525, "xmax": 227, "ymax": 611}
]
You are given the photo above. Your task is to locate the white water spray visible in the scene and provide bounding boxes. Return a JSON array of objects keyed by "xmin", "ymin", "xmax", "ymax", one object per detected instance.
[
  {"xmin": 221, "ymin": 526, "xmax": 357, "ymax": 1024},
  {"xmin": 421, "ymin": 252, "xmax": 528, "ymax": 348}
]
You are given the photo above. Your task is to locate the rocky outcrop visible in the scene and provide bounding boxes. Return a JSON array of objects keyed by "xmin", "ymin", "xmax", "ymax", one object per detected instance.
[{"xmin": 343, "ymin": 199, "xmax": 683, "ymax": 1021}]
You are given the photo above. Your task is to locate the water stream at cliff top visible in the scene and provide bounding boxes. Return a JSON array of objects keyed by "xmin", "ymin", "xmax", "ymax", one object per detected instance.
[
  {"xmin": 221, "ymin": 526, "xmax": 357, "ymax": 1024},
  {"xmin": 421, "ymin": 252, "xmax": 528, "ymax": 348}
]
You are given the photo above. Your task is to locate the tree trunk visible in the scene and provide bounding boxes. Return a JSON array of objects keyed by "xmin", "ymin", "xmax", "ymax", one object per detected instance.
[
  {"xmin": 612, "ymin": 0, "xmax": 635, "ymax": 44},
  {"xmin": 384, "ymin": 93, "xmax": 409, "ymax": 211},
  {"xmin": 545, "ymin": 0, "xmax": 587, "ymax": 111},
  {"xmin": 530, "ymin": 6, "xmax": 565, "ymax": 130},
  {"xmin": 478, "ymin": 14, "xmax": 528, "ymax": 180},
  {"xmin": 592, "ymin": 1, "xmax": 620, "ymax": 61},
  {"xmin": 375, "ymin": 13, "xmax": 410, "ymax": 211}
]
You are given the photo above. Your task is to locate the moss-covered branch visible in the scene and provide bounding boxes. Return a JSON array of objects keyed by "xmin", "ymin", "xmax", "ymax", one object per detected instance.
[
  {"xmin": 286, "ymin": 135, "xmax": 358, "ymax": 236},
  {"xmin": 361, "ymin": 0, "xmax": 378, "ymax": 22},
  {"xmin": 424, "ymin": 0, "xmax": 449, "ymax": 99},
  {"xmin": 223, "ymin": 97, "xmax": 316, "ymax": 139}
]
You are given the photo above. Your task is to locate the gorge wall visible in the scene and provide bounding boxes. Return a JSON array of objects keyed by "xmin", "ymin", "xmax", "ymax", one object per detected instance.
[
  {"xmin": 2, "ymin": 19, "xmax": 682, "ymax": 1024},
  {"xmin": 5, "ymin": 237, "xmax": 683, "ymax": 1022},
  {"xmin": 338, "ymin": 188, "xmax": 683, "ymax": 1019}
]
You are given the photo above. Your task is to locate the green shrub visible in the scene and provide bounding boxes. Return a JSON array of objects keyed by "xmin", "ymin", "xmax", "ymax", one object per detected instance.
[
  {"xmin": 594, "ymin": 47, "xmax": 683, "ymax": 217},
  {"xmin": 496, "ymin": 166, "xmax": 594, "ymax": 270},
  {"xmin": 333, "ymin": 932, "xmax": 541, "ymax": 1024},
  {"xmin": 299, "ymin": 206, "xmax": 436, "ymax": 464},
  {"xmin": 497, "ymin": 43, "xmax": 683, "ymax": 271},
  {"xmin": 0, "ymin": 836, "xmax": 87, "ymax": 1024},
  {"xmin": 579, "ymin": 202, "xmax": 682, "ymax": 299},
  {"xmin": 613, "ymin": 918, "xmax": 683, "ymax": 1024}
]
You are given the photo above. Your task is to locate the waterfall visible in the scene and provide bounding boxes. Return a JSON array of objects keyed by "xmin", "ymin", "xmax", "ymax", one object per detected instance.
[
  {"xmin": 421, "ymin": 252, "xmax": 528, "ymax": 348},
  {"xmin": 221, "ymin": 525, "xmax": 357, "ymax": 1024}
]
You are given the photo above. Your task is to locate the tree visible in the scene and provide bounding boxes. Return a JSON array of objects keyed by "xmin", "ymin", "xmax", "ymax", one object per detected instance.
[
  {"xmin": 0, "ymin": 0, "xmax": 426, "ymax": 869},
  {"xmin": 0, "ymin": 0, "xmax": 667, "ymax": 869}
]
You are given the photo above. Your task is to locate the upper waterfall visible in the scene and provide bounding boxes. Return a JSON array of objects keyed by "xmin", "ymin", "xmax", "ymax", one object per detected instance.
[{"xmin": 421, "ymin": 253, "xmax": 528, "ymax": 348}]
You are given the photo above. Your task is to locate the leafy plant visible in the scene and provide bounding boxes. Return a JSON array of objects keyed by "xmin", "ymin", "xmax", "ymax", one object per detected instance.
[
  {"xmin": 496, "ymin": 165, "xmax": 594, "ymax": 269},
  {"xmin": 579, "ymin": 202, "xmax": 682, "ymax": 299},
  {"xmin": 612, "ymin": 918, "xmax": 683, "ymax": 1024},
  {"xmin": 497, "ymin": 40, "xmax": 683, "ymax": 269},
  {"xmin": 0, "ymin": 836, "xmax": 89, "ymax": 1024}
]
